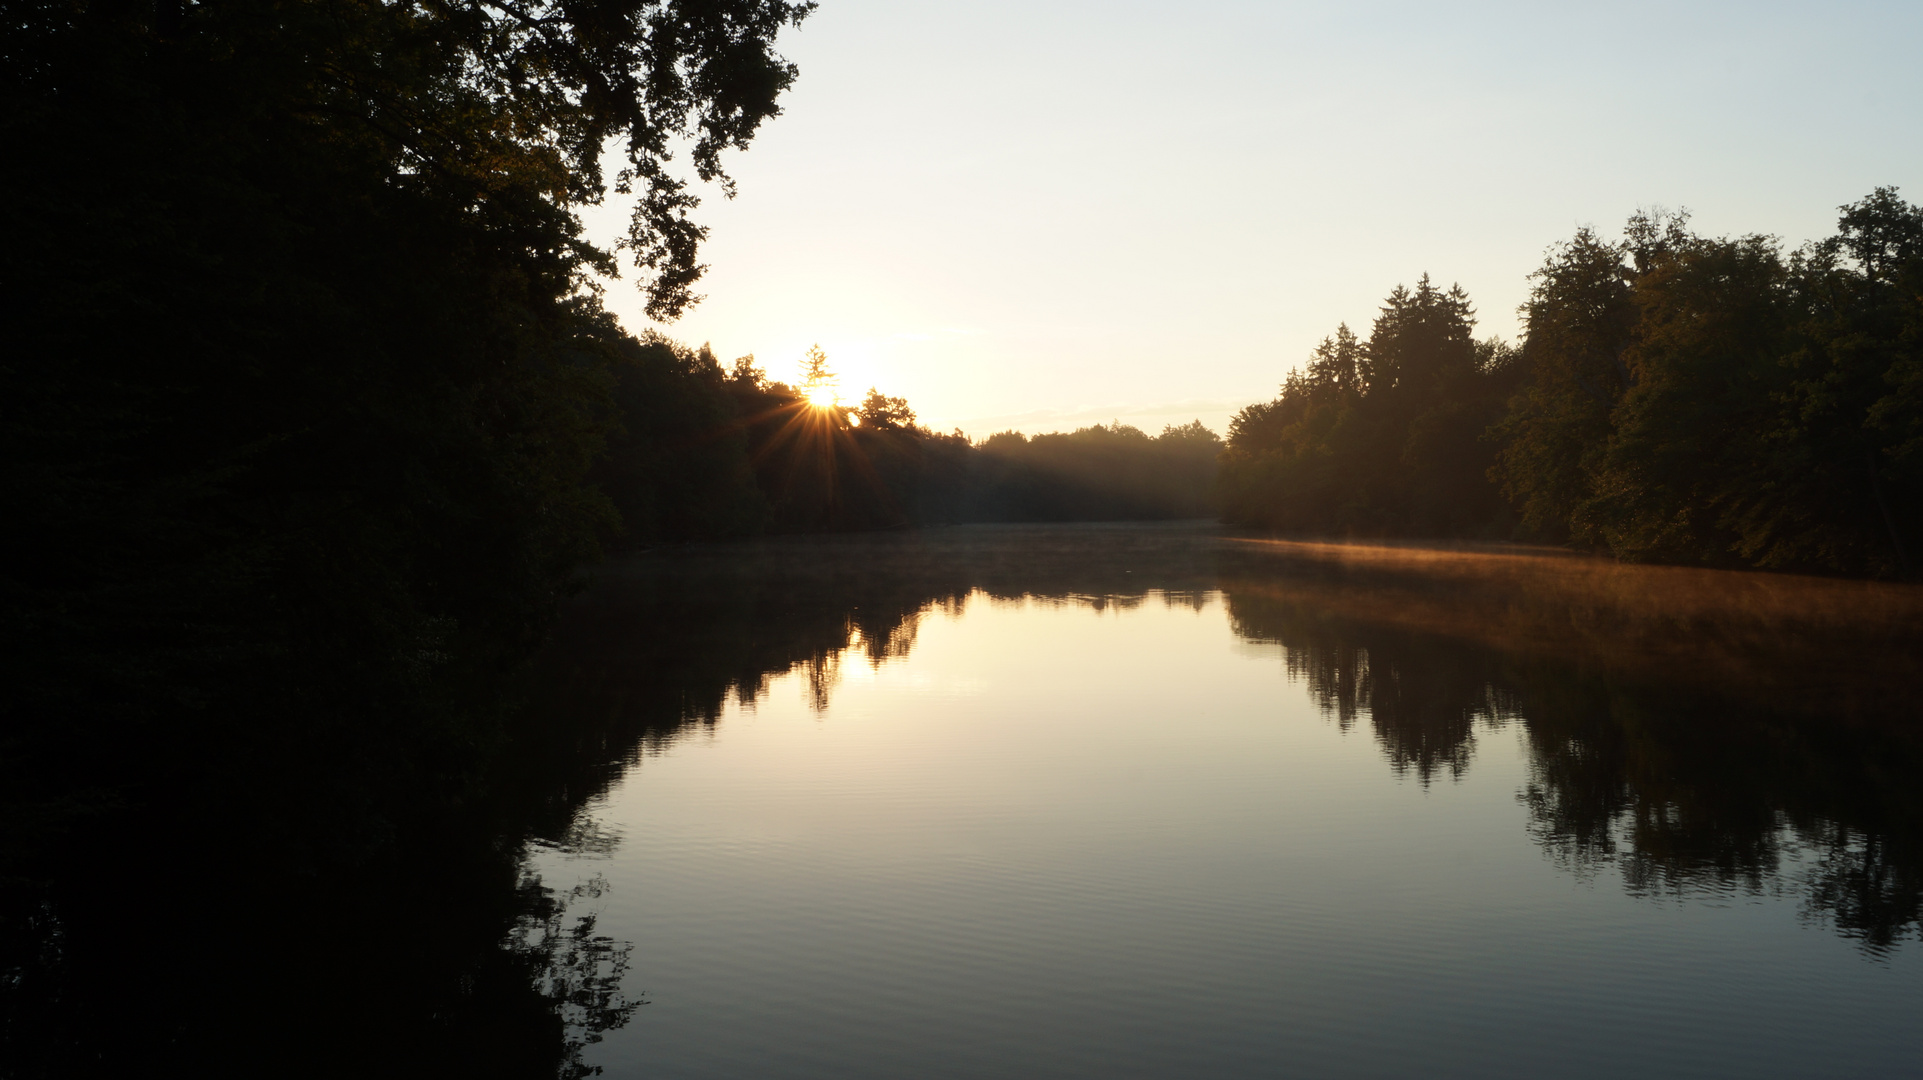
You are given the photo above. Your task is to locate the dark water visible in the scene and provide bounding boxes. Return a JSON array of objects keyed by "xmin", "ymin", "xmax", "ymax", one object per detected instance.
[{"xmin": 527, "ymin": 523, "xmax": 1923, "ymax": 1078}]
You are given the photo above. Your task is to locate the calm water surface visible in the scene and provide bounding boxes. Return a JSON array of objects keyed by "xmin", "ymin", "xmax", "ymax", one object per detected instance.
[{"xmin": 530, "ymin": 524, "xmax": 1923, "ymax": 1078}]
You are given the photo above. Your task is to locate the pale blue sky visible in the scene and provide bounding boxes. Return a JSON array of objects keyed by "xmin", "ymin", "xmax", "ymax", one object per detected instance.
[{"xmin": 583, "ymin": 0, "xmax": 1923, "ymax": 438}]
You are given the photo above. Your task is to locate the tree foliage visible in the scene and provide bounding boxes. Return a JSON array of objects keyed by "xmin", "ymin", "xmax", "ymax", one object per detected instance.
[
  {"xmin": 1493, "ymin": 190, "xmax": 1922, "ymax": 575},
  {"xmin": 1220, "ymin": 277, "xmax": 1521, "ymax": 535},
  {"xmin": 1227, "ymin": 191, "xmax": 1922, "ymax": 577},
  {"xmin": 0, "ymin": 0, "xmax": 811, "ymax": 870}
]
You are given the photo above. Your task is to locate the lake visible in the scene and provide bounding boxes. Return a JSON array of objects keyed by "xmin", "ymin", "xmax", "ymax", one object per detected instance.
[{"xmin": 523, "ymin": 523, "xmax": 1923, "ymax": 1078}]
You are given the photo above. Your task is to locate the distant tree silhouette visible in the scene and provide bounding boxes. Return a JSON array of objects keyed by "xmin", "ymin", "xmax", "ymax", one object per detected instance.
[
  {"xmin": 1220, "ymin": 277, "xmax": 1520, "ymax": 535},
  {"xmin": 799, "ymin": 344, "xmax": 838, "ymax": 396},
  {"xmin": 587, "ymin": 341, "xmax": 1227, "ymax": 534},
  {"xmin": 973, "ymin": 422, "xmax": 1224, "ymax": 521},
  {"xmin": 859, "ymin": 388, "xmax": 919, "ymax": 430}
]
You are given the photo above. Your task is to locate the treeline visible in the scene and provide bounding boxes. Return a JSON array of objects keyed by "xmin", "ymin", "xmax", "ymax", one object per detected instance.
[
  {"xmin": 594, "ymin": 337, "xmax": 1222, "ymax": 543},
  {"xmin": 1219, "ymin": 279, "xmax": 1522, "ymax": 537},
  {"xmin": 1222, "ymin": 190, "xmax": 1923, "ymax": 577}
]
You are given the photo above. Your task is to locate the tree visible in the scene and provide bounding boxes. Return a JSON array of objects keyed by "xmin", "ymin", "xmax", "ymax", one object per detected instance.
[
  {"xmin": 1489, "ymin": 193, "xmax": 1920, "ymax": 575},
  {"xmin": 1588, "ymin": 230, "xmax": 1791, "ymax": 564},
  {"xmin": 0, "ymin": 0, "xmax": 816, "ymax": 869},
  {"xmin": 1361, "ymin": 275, "xmax": 1480, "ymax": 399},
  {"xmin": 1221, "ymin": 279, "xmax": 1516, "ymax": 535},
  {"xmin": 859, "ymin": 388, "xmax": 919, "ymax": 430},
  {"xmin": 1789, "ymin": 188, "xmax": 1923, "ymax": 575},
  {"xmin": 594, "ymin": 335, "xmax": 768, "ymax": 544},
  {"xmin": 798, "ymin": 343, "xmax": 840, "ymax": 402},
  {"xmin": 2, "ymin": 4, "xmax": 819, "ymax": 1069},
  {"xmin": 1489, "ymin": 225, "xmax": 1642, "ymax": 542}
]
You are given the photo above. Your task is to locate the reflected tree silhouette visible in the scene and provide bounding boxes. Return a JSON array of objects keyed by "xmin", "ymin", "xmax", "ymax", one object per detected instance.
[
  {"xmin": 1225, "ymin": 583, "xmax": 1516, "ymax": 783},
  {"xmin": 532, "ymin": 526, "xmax": 1923, "ymax": 954},
  {"xmin": 1512, "ymin": 689, "xmax": 1923, "ymax": 953},
  {"xmin": 1217, "ymin": 539, "xmax": 1923, "ymax": 953},
  {"xmin": 1802, "ymin": 827, "xmax": 1923, "ymax": 952},
  {"xmin": 510, "ymin": 876, "xmax": 644, "ymax": 1079}
]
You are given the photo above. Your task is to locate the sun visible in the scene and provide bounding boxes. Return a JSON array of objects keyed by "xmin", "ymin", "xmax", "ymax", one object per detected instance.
[{"xmin": 802, "ymin": 383, "xmax": 838, "ymax": 409}]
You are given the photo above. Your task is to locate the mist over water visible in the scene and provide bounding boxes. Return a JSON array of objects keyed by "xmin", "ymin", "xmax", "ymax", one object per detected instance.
[{"xmin": 528, "ymin": 524, "xmax": 1923, "ymax": 1078}]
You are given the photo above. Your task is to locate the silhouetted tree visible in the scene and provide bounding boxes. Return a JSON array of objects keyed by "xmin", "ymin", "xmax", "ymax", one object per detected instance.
[
  {"xmin": 594, "ymin": 335, "xmax": 768, "ymax": 544},
  {"xmin": 1221, "ymin": 278, "xmax": 1519, "ymax": 535},
  {"xmin": 1487, "ymin": 221, "xmax": 1652, "ymax": 542},
  {"xmin": 1490, "ymin": 191, "xmax": 1922, "ymax": 575},
  {"xmin": 859, "ymin": 388, "xmax": 919, "ymax": 430}
]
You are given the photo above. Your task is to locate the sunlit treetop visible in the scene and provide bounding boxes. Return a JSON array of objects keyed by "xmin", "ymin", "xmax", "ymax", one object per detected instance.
[{"xmin": 798, "ymin": 344, "xmax": 839, "ymax": 407}]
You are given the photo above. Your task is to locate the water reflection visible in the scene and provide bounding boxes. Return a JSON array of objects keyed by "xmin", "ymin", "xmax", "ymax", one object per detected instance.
[
  {"xmin": 535, "ymin": 525, "xmax": 1923, "ymax": 954},
  {"xmin": 17, "ymin": 524, "xmax": 1912, "ymax": 1075},
  {"xmin": 1226, "ymin": 585, "xmax": 1520, "ymax": 783},
  {"xmin": 1228, "ymin": 539, "xmax": 1923, "ymax": 953}
]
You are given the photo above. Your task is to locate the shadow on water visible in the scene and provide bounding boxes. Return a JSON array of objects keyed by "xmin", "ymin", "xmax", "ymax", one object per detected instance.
[
  {"xmin": 0, "ymin": 786, "xmax": 640, "ymax": 1080},
  {"xmin": 0, "ymin": 819, "xmax": 639, "ymax": 1080},
  {"xmin": 529, "ymin": 524, "xmax": 1923, "ymax": 955}
]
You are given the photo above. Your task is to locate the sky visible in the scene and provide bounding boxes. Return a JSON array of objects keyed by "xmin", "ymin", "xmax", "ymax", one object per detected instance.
[{"xmin": 581, "ymin": 0, "xmax": 1923, "ymax": 440}]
